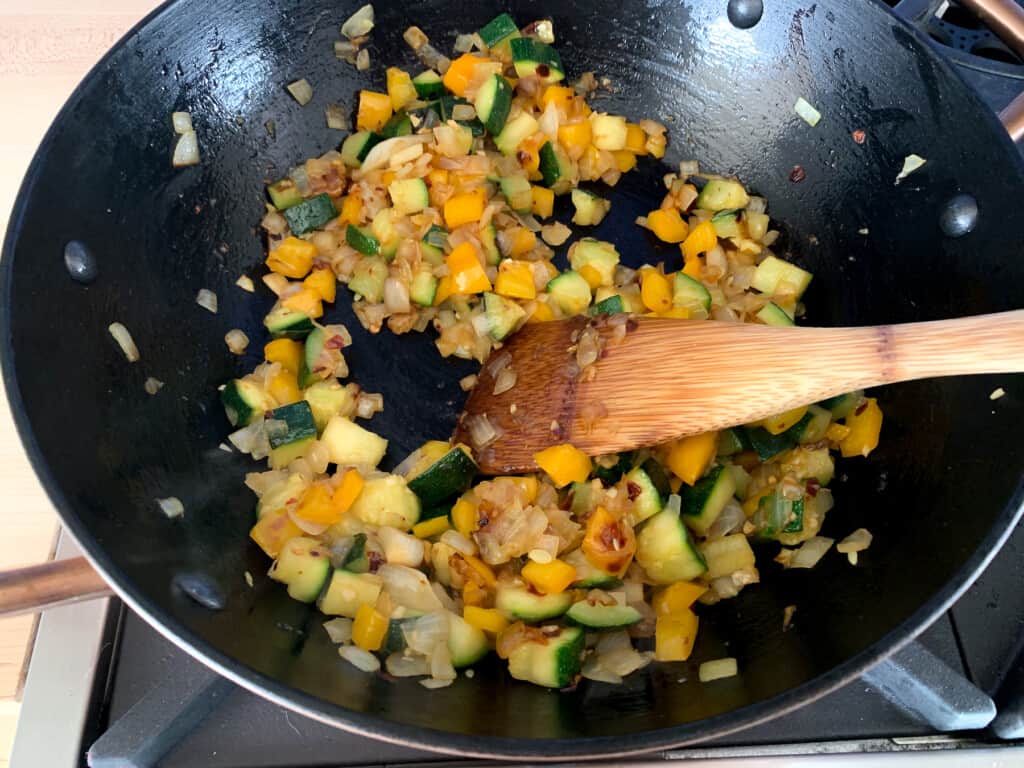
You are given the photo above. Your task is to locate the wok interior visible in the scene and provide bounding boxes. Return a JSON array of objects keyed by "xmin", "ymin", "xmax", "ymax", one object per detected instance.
[{"xmin": 5, "ymin": 0, "xmax": 1024, "ymax": 750}]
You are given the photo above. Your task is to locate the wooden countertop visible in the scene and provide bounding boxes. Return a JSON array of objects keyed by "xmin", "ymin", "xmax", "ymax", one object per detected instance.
[{"xmin": 0, "ymin": 0, "xmax": 160, "ymax": 761}]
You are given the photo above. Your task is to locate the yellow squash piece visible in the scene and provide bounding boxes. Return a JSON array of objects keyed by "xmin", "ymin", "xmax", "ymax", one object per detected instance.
[
  {"xmin": 533, "ymin": 444, "xmax": 592, "ymax": 488},
  {"xmin": 655, "ymin": 609, "xmax": 699, "ymax": 661},
  {"xmin": 666, "ymin": 431, "xmax": 719, "ymax": 485},
  {"xmin": 840, "ymin": 398, "xmax": 883, "ymax": 458},
  {"xmin": 653, "ymin": 582, "xmax": 708, "ymax": 615},
  {"xmin": 577, "ymin": 264, "xmax": 603, "ymax": 290},
  {"xmin": 385, "ymin": 67, "xmax": 417, "ymax": 110},
  {"xmin": 295, "ymin": 484, "xmax": 341, "ymax": 525},
  {"xmin": 507, "ymin": 228, "xmax": 537, "ymax": 257},
  {"xmin": 625, "ymin": 123, "xmax": 647, "ymax": 154},
  {"xmin": 337, "ymin": 193, "xmax": 362, "ymax": 226},
  {"xmin": 446, "ymin": 242, "xmax": 492, "ymax": 294},
  {"xmin": 531, "ymin": 185, "xmax": 555, "ymax": 219},
  {"xmin": 412, "ymin": 516, "xmax": 451, "ymax": 539},
  {"xmin": 332, "ymin": 469, "xmax": 365, "ymax": 515},
  {"xmin": 303, "ymin": 267, "xmax": 337, "ymax": 303},
  {"xmin": 353, "ymin": 604, "xmax": 389, "ymax": 652},
  {"xmin": 264, "ymin": 338, "xmax": 303, "ymax": 374},
  {"xmin": 442, "ymin": 53, "xmax": 484, "ymax": 96},
  {"xmin": 521, "ymin": 559, "xmax": 576, "ymax": 595},
  {"xmin": 826, "ymin": 422, "xmax": 852, "ymax": 443},
  {"xmin": 495, "ymin": 260, "xmax": 537, "ymax": 300},
  {"xmin": 444, "ymin": 190, "xmax": 486, "ymax": 229},
  {"xmin": 647, "ymin": 208, "xmax": 689, "ymax": 243},
  {"xmin": 250, "ymin": 508, "xmax": 303, "ymax": 559},
  {"xmin": 356, "ymin": 90, "xmax": 393, "ymax": 132},
  {"xmin": 267, "ymin": 369, "xmax": 302, "ymax": 406},
  {"xmin": 528, "ymin": 298, "xmax": 556, "ymax": 323},
  {"xmin": 613, "ymin": 150, "xmax": 637, "ymax": 173},
  {"xmin": 281, "ymin": 287, "xmax": 324, "ymax": 319},
  {"xmin": 681, "ymin": 220, "xmax": 717, "ymax": 262},
  {"xmin": 541, "ymin": 85, "xmax": 574, "ymax": 111},
  {"xmin": 451, "ymin": 496, "xmax": 480, "ymax": 537},
  {"xmin": 266, "ymin": 237, "xmax": 316, "ymax": 278},
  {"xmin": 558, "ymin": 121, "xmax": 592, "ymax": 159},
  {"xmin": 759, "ymin": 406, "xmax": 808, "ymax": 435},
  {"xmin": 464, "ymin": 605, "xmax": 509, "ymax": 634},
  {"xmin": 640, "ymin": 270, "xmax": 672, "ymax": 312}
]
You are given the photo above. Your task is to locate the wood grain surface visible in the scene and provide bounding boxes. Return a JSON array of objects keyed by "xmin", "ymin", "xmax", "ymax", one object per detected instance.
[{"xmin": 0, "ymin": 1, "xmax": 160, "ymax": 761}]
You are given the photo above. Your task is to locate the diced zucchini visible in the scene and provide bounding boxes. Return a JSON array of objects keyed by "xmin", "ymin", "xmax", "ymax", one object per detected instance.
[
  {"xmin": 672, "ymin": 272, "xmax": 712, "ymax": 313},
  {"xmin": 381, "ymin": 616, "xmax": 419, "ymax": 654},
  {"xmin": 726, "ymin": 463, "xmax": 751, "ymax": 498},
  {"xmin": 479, "ymin": 223, "xmax": 501, "ymax": 265},
  {"xmin": 389, "ymin": 178, "xmax": 429, "ymax": 215},
  {"xmin": 255, "ymin": 473, "xmax": 306, "ymax": 519},
  {"xmin": 370, "ymin": 208, "xmax": 401, "ymax": 259},
  {"xmin": 589, "ymin": 114, "xmax": 627, "ymax": 151},
  {"xmin": 495, "ymin": 111, "xmax": 539, "ymax": 156},
  {"xmin": 510, "ymin": 38, "xmax": 565, "ymax": 84},
  {"xmin": 569, "ymin": 239, "xmax": 619, "ymax": 285},
  {"xmin": 410, "ymin": 269, "xmax": 439, "ymax": 307},
  {"xmin": 283, "ymin": 193, "xmax": 336, "ymax": 236},
  {"xmin": 483, "ymin": 292, "xmax": 527, "ymax": 340},
  {"xmin": 270, "ymin": 537, "xmax": 332, "ymax": 603},
  {"xmin": 781, "ymin": 446, "xmax": 835, "ymax": 485},
  {"xmin": 593, "ymin": 452, "xmax": 632, "ymax": 485},
  {"xmin": 563, "ymin": 548, "xmax": 620, "ymax": 588},
  {"xmin": 264, "ymin": 305, "xmax": 315, "ymax": 339},
  {"xmin": 538, "ymin": 141, "xmax": 576, "ymax": 191},
  {"xmin": 318, "ymin": 569, "xmax": 383, "ymax": 617},
  {"xmin": 700, "ymin": 534, "xmax": 756, "ymax": 579},
  {"xmin": 566, "ymin": 601, "xmax": 642, "ymax": 629},
  {"xmin": 479, "ymin": 13, "xmax": 520, "ymax": 48},
  {"xmin": 756, "ymin": 302, "xmax": 794, "ymax": 326},
  {"xmin": 635, "ymin": 503, "xmax": 707, "ymax": 583},
  {"xmin": 380, "ymin": 111, "xmax": 413, "ymax": 138},
  {"xmin": 711, "ymin": 211, "xmax": 741, "ymax": 238},
  {"xmin": 569, "ymin": 481, "xmax": 596, "ymax": 517},
  {"xmin": 570, "ymin": 189, "xmax": 610, "ymax": 226},
  {"xmin": 341, "ymin": 131, "xmax": 381, "ymax": 167},
  {"xmin": 819, "ymin": 390, "xmax": 864, "ymax": 420},
  {"xmin": 624, "ymin": 466, "xmax": 663, "ymax": 524},
  {"xmin": 221, "ymin": 379, "xmax": 273, "ymax": 427},
  {"xmin": 346, "ymin": 225, "xmax": 380, "ymax": 256},
  {"xmin": 298, "ymin": 327, "xmax": 327, "ymax": 388},
  {"xmin": 420, "ymin": 225, "xmax": 448, "ymax": 266},
  {"xmin": 696, "ymin": 179, "xmax": 750, "ymax": 212},
  {"xmin": 406, "ymin": 446, "xmax": 478, "ymax": 506},
  {"xmin": 265, "ymin": 401, "xmax": 317, "ymax": 469},
  {"xmin": 474, "ymin": 74, "xmax": 513, "ymax": 135},
  {"xmin": 743, "ymin": 424, "xmax": 798, "ymax": 461},
  {"xmin": 791, "ymin": 404, "xmax": 832, "ymax": 444},
  {"xmin": 350, "ymin": 475, "xmax": 421, "ymax": 530},
  {"xmin": 717, "ymin": 428, "xmax": 748, "ymax": 456},
  {"xmin": 641, "ymin": 458, "xmax": 672, "ymax": 498},
  {"xmin": 267, "ymin": 178, "xmax": 303, "ymax": 210},
  {"xmin": 412, "ymin": 70, "xmax": 445, "ymax": 99},
  {"xmin": 449, "ymin": 613, "xmax": 490, "ymax": 667},
  {"xmin": 546, "ymin": 270, "xmax": 592, "ymax": 315},
  {"xmin": 681, "ymin": 464, "xmax": 736, "ymax": 535},
  {"xmin": 507, "ymin": 626, "xmax": 584, "ymax": 688},
  {"xmin": 589, "ymin": 295, "xmax": 624, "ymax": 316},
  {"xmin": 750, "ymin": 487, "xmax": 805, "ymax": 538},
  {"xmin": 496, "ymin": 586, "xmax": 572, "ymax": 622},
  {"xmin": 751, "ymin": 255, "xmax": 813, "ymax": 300},
  {"xmin": 304, "ymin": 380, "xmax": 353, "ymax": 432},
  {"xmin": 347, "ymin": 256, "xmax": 388, "ymax": 303},
  {"xmin": 341, "ymin": 532, "xmax": 371, "ymax": 573},
  {"xmin": 320, "ymin": 415, "xmax": 388, "ymax": 467},
  {"xmin": 499, "ymin": 175, "xmax": 533, "ymax": 214}
]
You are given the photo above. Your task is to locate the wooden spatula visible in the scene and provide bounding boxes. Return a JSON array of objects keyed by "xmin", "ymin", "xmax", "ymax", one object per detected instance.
[{"xmin": 453, "ymin": 311, "xmax": 1024, "ymax": 474}]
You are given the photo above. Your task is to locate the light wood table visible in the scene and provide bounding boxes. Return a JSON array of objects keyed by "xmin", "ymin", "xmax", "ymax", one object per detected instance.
[{"xmin": 0, "ymin": 0, "xmax": 160, "ymax": 762}]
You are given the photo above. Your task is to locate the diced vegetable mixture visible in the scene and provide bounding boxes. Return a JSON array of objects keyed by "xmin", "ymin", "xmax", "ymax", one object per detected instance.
[{"xmin": 221, "ymin": 13, "xmax": 883, "ymax": 690}]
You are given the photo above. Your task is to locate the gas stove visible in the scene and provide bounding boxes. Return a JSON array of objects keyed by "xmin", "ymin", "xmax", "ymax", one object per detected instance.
[{"xmin": 11, "ymin": 2, "xmax": 1024, "ymax": 766}]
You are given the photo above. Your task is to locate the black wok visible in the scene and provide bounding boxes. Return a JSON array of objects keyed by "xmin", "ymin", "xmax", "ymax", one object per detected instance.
[{"xmin": 2, "ymin": 0, "xmax": 1024, "ymax": 758}]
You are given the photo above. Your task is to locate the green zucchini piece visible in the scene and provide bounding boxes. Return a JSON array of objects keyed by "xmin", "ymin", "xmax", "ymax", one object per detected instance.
[
  {"xmin": 635, "ymin": 501, "xmax": 707, "ymax": 583},
  {"xmin": 266, "ymin": 401, "xmax": 317, "ymax": 469},
  {"xmin": 819, "ymin": 390, "xmax": 864, "ymax": 420},
  {"xmin": 695, "ymin": 179, "xmax": 749, "ymax": 212},
  {"xmin": 569, "ymin": 239, "xmax": 619, "ymax": 285},
  {"xmin": 479, "ymin": 13, "xmax": 520, "ymax": 48},
  {"xmin": 717, "ymin": 428, "xmax": 748, "ymax": 456},
  {"xmin": 341, "ymin": 532, "xmax": 371, "ymax": 573},
  {"xmin": 283, "ymin": 193, "xmax": 336, "ymax": 236},
  {"xmin": 380, "ymin": 111, "xmax": 413, "ymax": 138},
  {"xmin": 410, "ymin": 269, "xmax": 439, "ymax": 307},
  {"xmin": 382, "ymin": 617, "xmax": 417, "ymax": 654},
  {"xmin": 569, "ymin": 481, "xmax": 596, "ymax": 517},
  {"xmin": 269, "ymin": 537, "xmax": 331, "ymax": 603},
  {"xmin": 589, "ymin": 294, "xmax": 624, "ymax": 316},
  {"xmin": 624, "ymin": 465, "xmax": 663, "ymax": 524},
  {"xmin": 318, "ymin": 569, "xmax": 383, "ymax": 617},
  {"xmin": 267, "ymin": 178, "xmax": 303, "ymax": 210},
  {"xmin": 566, "ymin": 601, "xmax": 642, "ymax": 629},
  {"xmin": 474, "ymin": 74, "xmax": 513, "ymax": 135},
  {"xmin": 750, "ymin": 487, "xmax": 805, "ymax": 538},
  {"xmin": 340, "ymin": 131, "xmax": 381, "ymax": 167},
  {"xmin": 298, "ymin": 327, "xmax": 327, "ymax": 388},
  {"xmin": 420, "ymin": 225, "xmax": 448, "ymax": 266},
  {"xmin": 710, "ymin": 210, "xmax": 741, "ymax": 238},
  {"xmin": 389, "ymin": 178, "xmax": 429, "ymax": 215},
  {"xmin": 641, "ymin": 458, "xmax": 673, "ymax": 498},
  {"xmin": 507, "ymin": 626, "xmax": 584, "ymax": 688},
  {"xmin": 499, "ymin": 174, "xmax": 533, "ymax": 214},
  {"xmin": 494, "ymin": 111, "xmax": 540, "ymax": 156},
  {"xmin": 347, "ymin": 256, "xmax": 388, "ymax": 303},
  {"xmin": 546, "ymin": 270, "xmax": 591, "ymax": 315},
  {"xmin": 479, "ymin": 223, "xmax": 502, "ymax": 265},
  {"xmin": 563, "ymin": 548, "xmax": 621, "ymax": 589},
  {"xmin": 570, "ymin": 188, "xmax": 609, "ymax": 225},
  {"xmin": 756, "ymin": 302, "xmax": 794, "ymax": 327},
  {"xmin": 449, "ymin": 614, "xmax": 490, "ymax": 667},
  {"xmin": 593, "ymin": 452, "xmax": 632, "ymax": 484},
  {"xmin": 483, "ymin": 292, "xmax": 527, "ymax": 340},
  {"xmin": 790, "ymin": 404, "xmax": 832, "ymax": 444},
  {"xmin": 221, "ymin": 379, "xmax": 272, "ymax": 427},
  {"xmin": 510, "ymin": 38, "xmax": 565, "ymax": 84},
  {"xmin": 672, "ymin": 272, "xmax": 712, "ymax": 313},
  {"xmin": 412, "ymin": 70, "xmax": 445, "ymax": 99},
  {"xmin": 751, "ymin": 255, "xmax": 813, "ymax": 300},
  {"xmin": 681, "ymin": 464, "xmax": 736, "ymax": 535},
  {"xmin": 264, "ymin": 306, "xmax": 315, "ymax": 339},
  {"xmin": 726, "ymin": 464, "xmax": 751, "ymax": 499},
  {"xmin": 303, "ymin": 381, "xmax": 352, "ymax": 432},
  {"xmin": 496, "ymin": 586, "xmax": 572, "ymax": 622},
  {"xmin": 406, "ymin": 446, "xmax": 478, "ymax": 507}
]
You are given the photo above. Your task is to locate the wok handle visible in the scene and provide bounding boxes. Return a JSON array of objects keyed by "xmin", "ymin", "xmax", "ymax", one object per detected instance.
[
  {"xmin": 0, "ymin": 556, "xmax": 112, "ymax": 618},
  {"xmin": 958, "ymin": 0, "xmax": 1024, "ymax": 141}
]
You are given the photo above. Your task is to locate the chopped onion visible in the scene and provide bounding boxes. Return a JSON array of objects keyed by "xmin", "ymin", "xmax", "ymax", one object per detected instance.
[
  {"xmin": 895, "ymin": 154, "xmax": 926, "ymax": 185},
  {"xmin": 538, "ymin": 101, "xmax": 559, "ymax": 138},
  {"xmin": 172, "ymin": 131, "xmax": 200, "ymax": 167},
  {"xmin": 453, "ymin": 33, "xmax": 475, "ymax": 53},
  {"xmin": 837, "ymin": 528, "xmax": 872, "ymax": 565},
  {"xmin": 244, "ymin": 570, "xmax": 253, "ymax": 587},
  {"xmin": 386, "ymin": 652, "xmax": 430, "ymax": 677},
  {"xmin": 339, "ymin": 645, "xmax": 380, "ymax": 672},
  {"xmin": 459, "ymin": 374, "xmax": 478, "ymax": 391},
  {"xmin": 487, "ymin": 351, "xmax": 512, "ymax": 376},
  {"xmin": 262, "ymin": 273, "xmax": 289, "ymax": 295},
  {"xmin": 789, "ymin": 536, "xmax": 834, "ymax": 569},
  {"xmin": 582, "ymin": 654, "xmax": 623, "ymax": 684},
  {"xmin": 533, "ymin": 20, "xmax": 555, "ymax": 44},
  {"xmin": 794, "ymin": 97, "xmax": 821, "ymax": 127},
  {"xmin": 324, "ymin": 617, "xmax": 353, "ymax": 644},
  {"xmin": 678, "ymin": 159, "xmax": 699, "ymax": 176},
  {"xmin": 403, "ymin": 25, "xmax": 428, "ymax": 51},
  {"xmin": 156, "ymin": 496, "xmax": 184, "ymax": 518},
  {"xmin": 541, "ymin": 222, "xmax": 572, "ymax": 246},
  {"xmin": 420, "ymin": 678, "xmax": 453, "ymax": 689},
  {"xmin": 378, "ymin": 565, "xmax": 443, "ymax": 612},
  {"xmin": 493, "ymin": 366, "xmax": 517, "ymax": 395},
  {"xmin": 334, "ymin": 39, "xmax": 358, "ymax": 62},
  {"xmin": 325, "ymin": 104, "xmax": 348, "ymax": 130},
  {"xmin": 355, "ymin": 392, "xmax": 384, "ymax": 419},
  {"xmin": 108, "ymin": 322, "xmax": 140, "ymax": 362},
  {"xmin": 704, "ymin": 499, "xmax": 745, "ymax": 540},
  {"xmin": 144, "ymin": 377, "xmax": 164, "ymax": 395},
  {"xmin": 451, "ymin": 103, "xmax": 476, "ymax": 122},
  {"xmin": 465, "ymin": 413, "xmax": 500, "ymax": 450},
  {"xmin": 359, "ymin": 135, "xmax": 431, "ymax": 173},
  {"xmin": 355, "ymin": 49, "xmax": 370, "ymax": 71},
  {"xmin": 171, "ymin": 111, "xmax": 193, "ymax": 134},
  {"xmin": 745, "ymin": 196, "xmax": 767, "ymax": 215},
  {"xmin": 235, "ymin": 275, "xmax": 255, "ymax": 292},
  {"xmin": 699, "ymin": 657, "xmax": 738, "ymax": 682},
  {"xmin": 287, "ymin": 79, "xmax": 313, "ymax": 106},
  {"xmin": 225, "ymin": 329, "xmax": 248, "ymax": 357},
  {"xmin": 439, "ymin": 529, "xmax": 477, "ymax": 556},
  {"xmin": 341, "ymin": 4, "xmax": 375, "ymax": 39},
  {"xmin": 528, "ymin": 548, "xmax": 553, "ymax": 564},
  {"xmin": 990, "ymin": 387, "xmax": 1006, "ymax": 400},
  {"xmin": 378, "ymin": 527, "xmax": 425, "ymax": 567},
  {"xmin": 383, "ymin": 277, "xmax": 411, "ymax": 313},
  {"xmin": 229, "ymin": 419, "xmax": 270, "ymax": 459},
  {"xmin": 404, "ymin": 612, "xmax": 449, "ymax": 655},
  {"xmin": 195, "ymin": 288, "xmax": 218, "ymax": 314}
]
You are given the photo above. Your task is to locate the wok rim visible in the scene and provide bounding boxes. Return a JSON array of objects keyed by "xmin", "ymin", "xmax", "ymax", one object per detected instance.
[{"xmin": 2, "ymin": 0, "xmax": 1024, "ymax": 758}]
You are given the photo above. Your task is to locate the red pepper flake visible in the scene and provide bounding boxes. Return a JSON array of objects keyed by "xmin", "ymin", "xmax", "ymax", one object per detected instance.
[
  {"xmin": 626, "ymin": 481, "xmax": 642, "ymax": 501},
  {"xmin": 852, "ymin": 129, "xmax": 866, "ymax": 144},
  {"xmin": 854, "ymin": 401, "xmax": 869, "ymax": 416},
  {"xmin": 325, "ymin": 334, "xmax": 346, "ymax": 350},
  {"xmin": 805, "ymin": 478, "xmax": 820, "ymax": 498},
  {"xmin": 367, "ymin": 551, "xmax": 384, "ymax": 573},
  {"xmin": 535, "ymin": 64, "xmax": 550, "ymax": 79},
  {"xmin": 517, "ymin": 150, "xmax": 531, "ymax": 164},
  {"xmin": 789, "ymin": 165, "xmax": 806, "ymax": 183}
]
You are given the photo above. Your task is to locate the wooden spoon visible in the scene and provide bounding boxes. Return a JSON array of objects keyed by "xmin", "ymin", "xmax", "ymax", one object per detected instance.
[{"xmin": 453, "ymin": 311, "xmax": 1024, "ymax": 474}]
